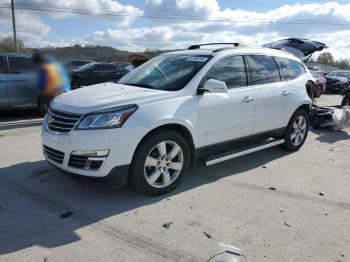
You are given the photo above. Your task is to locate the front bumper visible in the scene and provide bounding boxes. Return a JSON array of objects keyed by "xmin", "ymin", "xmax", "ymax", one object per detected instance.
[{"xmin": 41, "ymin": 124, "xmax": 144, "ymax": 181}]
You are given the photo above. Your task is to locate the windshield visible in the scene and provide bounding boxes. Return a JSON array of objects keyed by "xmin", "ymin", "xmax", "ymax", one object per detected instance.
[
  {"xmin": 327, "ymin": 71, "xmax": 350, "ymax": 77},
  {"xmin": 118, "ymin": 54, "xmax": 212, "ymax": 91},
  {"xmin": 76, "ymin": 62, "xmax": 95, "ymax": 71}
]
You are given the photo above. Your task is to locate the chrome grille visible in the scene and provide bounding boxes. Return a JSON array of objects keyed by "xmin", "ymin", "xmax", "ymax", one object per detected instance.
[
  {"xmin": 47, "ymin": 108, "xmax": 82, "ymax": 133},
  {"xmin": 43, "ymin": 145, "xmax": 65, "ymax": 164}
]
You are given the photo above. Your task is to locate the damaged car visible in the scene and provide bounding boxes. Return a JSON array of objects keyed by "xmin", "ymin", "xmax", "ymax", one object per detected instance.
[{"xmin": 42, "ymin": 39, "xmax": 326, "ymax": 195}]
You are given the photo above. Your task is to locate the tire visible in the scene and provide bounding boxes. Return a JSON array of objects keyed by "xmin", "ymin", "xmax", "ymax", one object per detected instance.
[
  {"xmin": 129, "ymin": 130, "xmax": 190, "ymax": 195},
  {"xmin": 38, "ymin": 96, "xmax": 48, "ymax": 116},
  {"xmin": 71, "ymin": 77, "xmax": 81, "ymax": 90},
  {"xmin": 282, "ymin": 109, "xmax": 309, "ymax": 151},
  {"xmin": 341, "ymin": 96, "xmax": 350, "ymax": 106}
]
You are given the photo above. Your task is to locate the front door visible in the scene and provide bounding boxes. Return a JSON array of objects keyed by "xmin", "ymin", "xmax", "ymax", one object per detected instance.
[{"xmin": 197, "ymin": 55, "xmax": 256, "ymax": 147}]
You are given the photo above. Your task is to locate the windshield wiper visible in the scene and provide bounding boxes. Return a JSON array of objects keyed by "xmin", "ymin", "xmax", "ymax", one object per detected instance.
[{"xmin": 123, "ymin": 83, "xmax": 156, "ymax": 90}]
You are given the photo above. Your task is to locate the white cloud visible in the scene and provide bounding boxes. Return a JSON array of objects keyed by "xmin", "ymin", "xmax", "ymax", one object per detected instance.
[{"xmin": 2, "ymin": 0, "xmax": 350, "ymax": 59}]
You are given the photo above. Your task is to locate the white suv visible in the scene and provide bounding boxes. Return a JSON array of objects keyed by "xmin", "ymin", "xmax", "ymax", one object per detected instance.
[{"xmin": 42, "ymin": 43, "xmax": 315, "ymax": 195}]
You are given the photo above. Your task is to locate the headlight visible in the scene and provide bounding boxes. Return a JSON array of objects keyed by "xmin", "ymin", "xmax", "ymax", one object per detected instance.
[{"xmin": 76, "ymin": 104, "xmax": 138, "ymax": 130}]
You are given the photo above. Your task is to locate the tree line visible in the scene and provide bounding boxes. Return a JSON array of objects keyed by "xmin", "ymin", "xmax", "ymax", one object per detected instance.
[
  {"xmin": 1, "ymin": 36, "xmax": 349, "ymax": 69},
  {"xmin": 0, "ymin": 37, "xmax": 165, "ymax": 62}
]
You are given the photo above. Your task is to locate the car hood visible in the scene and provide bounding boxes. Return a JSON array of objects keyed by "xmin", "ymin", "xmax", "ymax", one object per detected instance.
[
  {"xmin": 263, "ymin": 38, "xmax": 327, "ymax": 61},
  {"xmin": 51, "ymin": 82, "xmax": 173, "ymax": 114}
]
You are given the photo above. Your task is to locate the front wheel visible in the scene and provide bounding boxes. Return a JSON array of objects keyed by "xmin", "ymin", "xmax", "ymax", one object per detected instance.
[
  {"xmin": 71, "ymin": 77, "xmax": 81, "ymax": 90},
  {"xmin": 282, "ymin": 109, "xmax": 309, "ymax": 151},
  {"xmin": 129, "ymin": 130, "xmax": 190, "ymax": 195}
]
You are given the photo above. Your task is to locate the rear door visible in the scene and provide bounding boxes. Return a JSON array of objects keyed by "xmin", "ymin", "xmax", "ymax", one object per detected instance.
[
  {"xmin": 104, "ymin": 64, "xmax": 120, "ymax": 82},
  {"xmin": 87, "ymin": 64, "xmax": 107, "ymax": 85},
  {"xmin": 6, "ymin": 56, "xmax": 37, "ymax": 107},
  {"xmin": 245, "ymin": 55, "xmax": 288, "ymax": 134},
  {"xmin": 0, "ymin": 56, "xmax": 8, "ymax": 108},
  {"xmin": 198, "ymin": 55, "xmax": 256, "ymax": 147}
]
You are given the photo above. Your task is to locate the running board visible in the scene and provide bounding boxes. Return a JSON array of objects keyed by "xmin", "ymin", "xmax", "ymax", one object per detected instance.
[{"xmin": 205, "ymin": 138, "xmax": 285, "ymax": 166}]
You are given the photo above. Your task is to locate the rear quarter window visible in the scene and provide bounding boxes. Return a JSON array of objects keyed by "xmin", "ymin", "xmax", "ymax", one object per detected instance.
[
  {"xmin": 246, "ymin": 55, "xmax": 280, "ymax": 85},
  {"xmin": 274, "ymin": 57, "xmax": 306, "ymax": 81}
]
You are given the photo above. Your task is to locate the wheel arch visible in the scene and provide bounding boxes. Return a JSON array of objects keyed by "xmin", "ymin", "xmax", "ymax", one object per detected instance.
[{"xmin": 132, "ymin": 123, "xmax": 196, "ymax": 167}]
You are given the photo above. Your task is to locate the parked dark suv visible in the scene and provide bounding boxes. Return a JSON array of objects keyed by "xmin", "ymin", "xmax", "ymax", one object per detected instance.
[
  {"xmin": 70, "ymin": 62, "xmax": 131, "ymax": 89},
  {"xmin": 0, "ymin": 52, "xmax": 39, "ymax": 111}
]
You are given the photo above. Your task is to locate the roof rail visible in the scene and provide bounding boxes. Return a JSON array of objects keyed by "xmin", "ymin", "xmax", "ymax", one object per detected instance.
[{"xmin": 188, "ymin": 43, "xmax": 240, "ymax": 50}]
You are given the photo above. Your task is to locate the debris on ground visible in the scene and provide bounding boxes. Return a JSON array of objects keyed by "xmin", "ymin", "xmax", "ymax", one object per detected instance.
[
  {"xmin": 162, "ymin": 222, "xmax": 173, "ymax": 229},
  {"xmin": 319, "ymin": 192, "xmax": 325, "ymax": 196},
  {"xmin": 203, "ymin": 231, "xmax": 212, "ymax": 239},
  {"xmin": 60, "ymin": 211, "xmax": 73, "ymax": 219},
  {"xmin": 284, "ymin": 221, "xmax": 292, "ymax": 227},
  {"xmin": 186, "ymin": 220, "xmax": 201, "ymax": 227},
  {"xmin": 279, "ymin": 210, "xmax": 284, "ymax": 213},
  {"xmin": 262, "ymin": 165, "xmax": 267, "ymax": 169},
  {"xmin": 268, "ymin": 187, "xmax": 276, "ymax": 191}
]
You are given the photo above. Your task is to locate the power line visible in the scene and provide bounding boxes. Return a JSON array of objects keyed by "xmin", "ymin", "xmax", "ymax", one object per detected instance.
[
  {"xmin": 1, "ymin": 4, "xmax": 350, "ymax": 26},
  {"xmin": 9, "ymin": 2, "xmax": 350, "ymax": 23}
]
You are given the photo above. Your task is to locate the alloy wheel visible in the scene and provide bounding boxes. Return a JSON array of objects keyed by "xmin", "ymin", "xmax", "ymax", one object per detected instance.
[
  {"xmin": 291, "ymin": 116, "xmax": 307, "ymax": 146},
  {"xmin": 144, "ymin": 141, "xmax": 184, "ymax": 188}
]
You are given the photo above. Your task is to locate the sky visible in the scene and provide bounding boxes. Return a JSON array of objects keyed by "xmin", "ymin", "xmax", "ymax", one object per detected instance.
[{"xmin": 1, "ymin": 0, "xmax": 350, "ymax": 59}]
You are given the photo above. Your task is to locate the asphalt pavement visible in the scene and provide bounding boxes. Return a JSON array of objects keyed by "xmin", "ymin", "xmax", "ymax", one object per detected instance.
[{"xmin": 0, "ymin": 94, "xmax": 349, "ymax": 262}]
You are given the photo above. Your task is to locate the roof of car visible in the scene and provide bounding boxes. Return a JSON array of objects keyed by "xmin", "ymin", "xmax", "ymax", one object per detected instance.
[
  {"xmin": 164, "ymin": 45, "xmax": 301, "ymax": 61},
  {"xmin": 0, "ymin": 52, "xmax": 32, "ymax": 58}
]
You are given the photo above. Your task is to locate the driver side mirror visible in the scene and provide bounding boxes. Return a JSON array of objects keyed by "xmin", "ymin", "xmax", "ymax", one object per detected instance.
[{"xmin": 198, "ymin": 79, "xmax": 228, "ymax": 94}]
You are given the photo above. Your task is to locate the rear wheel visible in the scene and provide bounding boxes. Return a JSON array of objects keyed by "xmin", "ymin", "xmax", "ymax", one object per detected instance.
[
  {"xmin": 129, "ymin": 130, "xmax": 190, "ymax": 195},
  {"xmin": 282, "ymin": 109, "xmax": 309, "ymax": 151}
]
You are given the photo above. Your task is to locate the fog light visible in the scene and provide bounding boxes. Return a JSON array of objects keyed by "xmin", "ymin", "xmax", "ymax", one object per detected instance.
[{"xmin": 71, "ymin": 150, "xmax": 109, "ymax": 157}]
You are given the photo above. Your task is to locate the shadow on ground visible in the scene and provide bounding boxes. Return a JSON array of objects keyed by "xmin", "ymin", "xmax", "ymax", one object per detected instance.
[
  {"xmin": 311, "ymin": 128, "xmax": 350, "ymax": 144},
  {"xmin": 0, "ymin": 110, "xmax": 42, "ymax": 131},
  {"xmin": 0, "ymin": 147, "xmax": 290, "ymax": 255}
]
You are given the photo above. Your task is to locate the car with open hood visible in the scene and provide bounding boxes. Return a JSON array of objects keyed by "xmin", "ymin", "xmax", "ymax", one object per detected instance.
[{"xmin": 42, "ymin": 40, "xmax": 324, "ymax": 195}]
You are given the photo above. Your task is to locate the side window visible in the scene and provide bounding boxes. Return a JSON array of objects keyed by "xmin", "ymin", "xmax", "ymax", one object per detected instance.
[
  {"xmin": 8, "ymin": 57, "xmax": 33, "ymax": 74},
  {"xmin": 105, "ymin": 64, "xmax": 115, "ymax": 71},
  {"xmin": 274, "ymin": 57, "xmax": 306, "ymax": 81},
  {"xmin": 206, "ymin": 56, "xmax": 247, "ymax": 89},
  {"xmin": 92, "ymin": 64, "xmax": 105, "ymax": 71},
  {"xmin": 246, "ymin": 55, "xmax": 280, "ymax": 85}
]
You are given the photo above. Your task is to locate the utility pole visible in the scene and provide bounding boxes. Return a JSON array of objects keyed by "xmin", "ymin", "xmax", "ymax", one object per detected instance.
[{"xmin": 11, "ymin": 0, "xmax": 19, "ymax": 53}]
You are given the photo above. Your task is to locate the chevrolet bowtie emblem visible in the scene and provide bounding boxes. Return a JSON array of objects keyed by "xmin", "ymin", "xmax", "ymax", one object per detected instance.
[{"xmin": 47, "ymin": 115, "xmax": 55, "ymax": 124}]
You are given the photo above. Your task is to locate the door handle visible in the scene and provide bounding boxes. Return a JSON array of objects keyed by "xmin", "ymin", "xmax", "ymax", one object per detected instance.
[
  {"xmin": 281, "ymin": 90, "xmax": 291, "ymax": 96},
  {"xmin": 242, "ymin": 96, "xmax": 254, "ymax": 103}
]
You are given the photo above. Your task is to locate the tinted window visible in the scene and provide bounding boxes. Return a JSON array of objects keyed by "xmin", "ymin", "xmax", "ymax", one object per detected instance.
[
  {"xmin": 206, "ymin": 56, "xmax": 247, "ymax": 89},
  {"xmin": 274, "ymin": 57, "xmax": 305, "ymax": 81},
  {"xmin": 105, "ymin": 64, "xmax": 115, "ymax": 71},
  {"xmin": 246, "ymin": 55, "xmax": 280, "ymax": 85},
  {"xmin": 8, "ymin": 57, "xmax": 33, "ymax": 74},
  {"xmin": 92, "ymin": 64, "xmax": 105, "ymax": 71}
]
